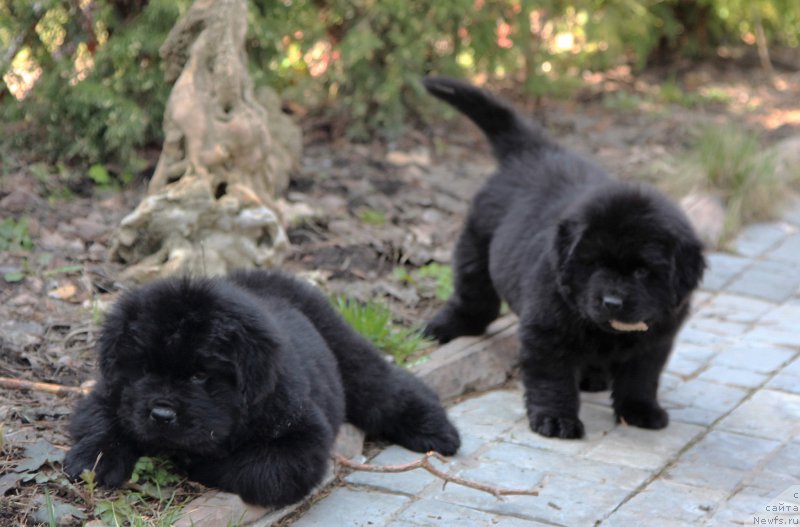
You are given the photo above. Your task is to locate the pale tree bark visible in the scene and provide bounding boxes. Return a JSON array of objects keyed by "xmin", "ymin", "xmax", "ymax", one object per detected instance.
[{"xmin": 112, "ymin": 0, "xmax": 300, "ymax": 282}]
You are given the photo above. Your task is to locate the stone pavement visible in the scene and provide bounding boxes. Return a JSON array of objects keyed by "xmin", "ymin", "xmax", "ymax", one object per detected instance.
[{"xmin": 288, "ymin": 205, "xmax": 800, "ymax": 527}]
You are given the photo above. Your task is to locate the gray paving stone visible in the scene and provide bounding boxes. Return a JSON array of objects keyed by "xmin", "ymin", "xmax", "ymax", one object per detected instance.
[
  {"xmin": 290, "ymin": 487, "xmax": 410, "ymax": 527},
  {"xmin": 767, "ymin": 370, "xmax": 800, "ymax": 395},
  {"xmin": 385, "ymin": 500, "xmax": 551, "ymax": 527},
  {"xmin": 700, "ymin": 253, "xmax": 752, "ymax": 291},
  {"xmin": 665, "ymin": 462, "xmax": 746, "ymax": 494},
  {"xmin": 345, "ymin": 446, "xmax": 447, "ymax": 496},
  {"xmin": 584, "ymin": 421, "xmax": 704, "ymax": 470},
  {"xmin": 695, "ymin": 292, "xmax": 777, "ymax": 324},
  {"xmin": 676, "ymin": 325, "xmax": 730, "ymax": 348},
  {"xmin": 726, "ymin": 259, "xmax": 800, "ymax": 303},
  {"xmin": 671, "ymin": 342, "xmax": 719, "ymax": 365},
  {"xmin": 712, "ymin": 341, "xmax": 796, "ymax": 374},
  {"xmin": 604, "ymin": 479, "xmax": 726, "ymax": 525},
  {"xmin": 448, "ymin": 389, "xmax": 526, "ymax": 441},
  {"xmin": 755, "ymin": 441, "xmax": 800, "ymax": 482},
  {"xmin": 705, "ymin": 491, "xmax": 767, "ymax": 527},
  {"xmin": 602, "ymin": 513, "xmax": 695, "ymax": 527},
  {"xmin": 697, "ymin": 365, "xmax": 768, "ymax": 388},
  {"xmin": 664, "ymin": 431, "xmax": 780, "ymax": 492},
  {"xmin": 505, "ymin": 403, "xmax": 615, "ymax": 456},
  {"xmin": 718, "ymin": 389, "xmax": 800, "ymax": 439},
  {"xmin": 431, "ymin": 472, "xmax": 631, "ymax": 527},
  {"xmin": 683, "ymin": 316, "xmax": 749, "ymax": 338},
  {"xmin": 766, "ymin": 357, "xmax": 800, "ymax": 395},
  {"xmin": 478, "ymin": 441, "xmax": 651, "ymax": 490},
  {"xmin": 767, "ymin": 233, "xmax": 800, "ymax": 263},
  {"xmin": 745, "ymin": 304, "xmax": 800, "ymax": 348},
  {"xmin": 691, "ymin": 290, "xmax": 714, "ymax": 309},
  {"xmin": 658, "ymin": 372, "xmax": 683, "ymax": 393},
  {"xmin": 733, "ymin": 223, "xmax": 791, "ymax": 257},
  {"xmin": 662, "ymin": 379, "xmax": 749, "ymax": 425}
]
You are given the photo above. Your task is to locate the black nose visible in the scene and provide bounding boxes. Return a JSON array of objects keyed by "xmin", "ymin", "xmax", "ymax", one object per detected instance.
[
  {"xmin": 150, "ymin": 405, "xmax": 176, "ymax": 424},
  {"xmin": 602, "ymin": 295, "xmax": 623, "ymax": 310}
]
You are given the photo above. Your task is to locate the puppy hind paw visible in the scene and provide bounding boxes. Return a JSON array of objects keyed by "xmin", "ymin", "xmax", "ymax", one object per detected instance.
[
  {"xmin": 423, "ymin": 307, "xmax": 489, "ymax": 344},
  {"xmin": 530, "ymin": 414, "xmax": 585, "ymax": 439},
  {"xmin": 615, "ymin": 401, "xmax": 669, "ymax": 430},
  {"xmin": 383, "ymin": 404, "xmax": 461, "ymax": 456}
]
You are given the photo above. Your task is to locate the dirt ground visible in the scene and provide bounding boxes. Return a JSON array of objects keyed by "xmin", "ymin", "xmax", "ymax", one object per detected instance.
[{"xmin": 1, "ymin": 61, "xmax": 799, "ymax": 525}]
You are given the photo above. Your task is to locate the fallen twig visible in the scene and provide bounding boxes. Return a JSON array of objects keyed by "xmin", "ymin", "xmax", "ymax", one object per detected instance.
[
  {"xmin": 0, "ymin": 376, "xmax": 90, "ymax": 396},
  {"xmin": 334, "ymin": 451, "xmax": 541, "ymax": 499}
]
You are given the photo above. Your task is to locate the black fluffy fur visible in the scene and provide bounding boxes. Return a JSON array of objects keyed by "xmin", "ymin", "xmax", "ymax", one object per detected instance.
[
  {"xmin": 65, "ymin": 270, "xmax": 460, "ymax": 506},
  {"xmin": 423, "ymin": 76, "xmax": 705, "ymax": 439}
]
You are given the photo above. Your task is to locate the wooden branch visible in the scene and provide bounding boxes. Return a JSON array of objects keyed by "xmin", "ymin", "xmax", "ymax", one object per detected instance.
[
  {"xmin": 0, "ymin": 376, "xmax": 90, "ymax": 396},
  {"xmin": 335, "ymin": 452, "xmax": 541, "ymax": 499}
]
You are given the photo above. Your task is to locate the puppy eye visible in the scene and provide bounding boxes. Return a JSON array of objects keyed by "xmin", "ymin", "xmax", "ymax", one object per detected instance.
[
  {"xmin": 634, "ymin": 267, "xmax": 649, "ymax": 279},
  {"xmin": 190, "ymin": 373, "xmax": 208, "ymax": 384}
]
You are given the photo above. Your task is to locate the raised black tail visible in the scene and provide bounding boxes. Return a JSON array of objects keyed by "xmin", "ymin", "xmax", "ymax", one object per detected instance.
[{"xmin": 423, "ymin": 76, "xmax": 552, "ymax": 160}]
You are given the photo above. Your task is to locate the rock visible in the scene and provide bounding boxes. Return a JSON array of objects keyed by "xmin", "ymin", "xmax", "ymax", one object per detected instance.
[
  {"xmin": 680, "ymin": 192, "xmax": 726, "ymax": 249},
  {"xmin": 71, "ymin": 218, "xmax": 109, "ymax": 242},
  {"xmin": 111, "ymin": 178, "xmax": 288, "ymax": 283},
  {"xmin": 173, "ymin": 491, "xmax": 269, "ymax": 527},
  {"xmin": 333, "ymin": 424, "xmax": 365, "ymax": 460},
  {"xmin": 0, "ymin": 190, "xmax": 39, "ymax": 214},
  {"xmin": 768, "ymin": 134, "xmax": 800, "ymax": 183},
  {"xmin": 0, "ymin": 320, "xmax": 45, "ymax": 349}
]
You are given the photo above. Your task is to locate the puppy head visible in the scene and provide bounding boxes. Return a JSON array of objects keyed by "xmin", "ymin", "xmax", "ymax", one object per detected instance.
[
  {"xmin": 97, "ymin": 277, "xmax": 283, "ymax": 455},
  {"xmin": 554, "ymin": 184, "xmax": 705, "ymax": 333}
]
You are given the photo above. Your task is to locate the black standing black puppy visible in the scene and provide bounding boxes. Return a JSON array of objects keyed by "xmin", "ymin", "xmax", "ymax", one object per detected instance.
[
  {"xmin": 65, "ymin": 270, "xmax": 460, "ymax": 507},
  {"xmin": 423, "ymin": 76, "xmax": 705, "ymax": 439}
]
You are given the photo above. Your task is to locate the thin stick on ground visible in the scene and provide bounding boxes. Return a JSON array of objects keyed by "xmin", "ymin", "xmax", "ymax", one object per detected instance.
[
  {"xmin": 335, "ymin": 452, "xmax": 541, "ymax": 499},
  {"xmin": 0, "ymin": 376, "xmax": 90, "ymax": 396}
]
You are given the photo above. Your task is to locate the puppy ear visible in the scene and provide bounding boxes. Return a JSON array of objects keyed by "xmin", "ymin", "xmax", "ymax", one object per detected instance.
[
  {"xmin": 672, "ymin": 237, "xmax": 706, "ymax": 305},
  {"xmin": 555, "ymin": 219, "xmax": 582, "ymax": 270},
  {"xmin": 229, "ymin": 320, "xmax": 281, "ymax": 406}
]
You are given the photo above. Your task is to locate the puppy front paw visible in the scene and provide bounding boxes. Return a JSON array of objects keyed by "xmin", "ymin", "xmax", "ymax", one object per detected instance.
[
  {"xmin": 529, "ymin": 413, "xmax": 584, "ymax": 439},
  {"xmin": 615, "ymin": 400, "xmax": 669, "ymax": 430},
  {"xmin": 64, "ymin": 442, "xmax": 138, "ymax": 488}
]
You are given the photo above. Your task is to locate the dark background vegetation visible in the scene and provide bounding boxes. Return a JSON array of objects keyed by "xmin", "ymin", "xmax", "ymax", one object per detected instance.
[{"xmin": 1, "ymin": 0, "xmax": 799, "ymax": 182}]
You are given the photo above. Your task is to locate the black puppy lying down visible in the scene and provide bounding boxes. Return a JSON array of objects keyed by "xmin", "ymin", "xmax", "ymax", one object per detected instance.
[
  {"xmin": 423, "ymin": 76, "xmax": 705, "ymax": 439},
  {"xmin": 65, "ymin": 270, "xmax": 460, "ymax": 506}
]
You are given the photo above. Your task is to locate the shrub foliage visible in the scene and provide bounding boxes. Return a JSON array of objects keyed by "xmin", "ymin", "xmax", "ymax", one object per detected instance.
[{"xmin": 1, "ymin": 0, "xmax": 797, "ymax": 175}]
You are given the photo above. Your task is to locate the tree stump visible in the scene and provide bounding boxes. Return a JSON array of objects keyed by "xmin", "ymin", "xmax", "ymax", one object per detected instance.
[{"xmin": 112, "ymin": 0, "xmax": 299, "ymax": 282}]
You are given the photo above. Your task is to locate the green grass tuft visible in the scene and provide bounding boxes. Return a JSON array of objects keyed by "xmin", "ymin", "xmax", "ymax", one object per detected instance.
[
  {"xmin": 332, "ymin": 296, "xmax": 433, "ymax": 365},
  {"xmin": 694, "ymin": 125, "xmax": 779, "ymax": 237}
]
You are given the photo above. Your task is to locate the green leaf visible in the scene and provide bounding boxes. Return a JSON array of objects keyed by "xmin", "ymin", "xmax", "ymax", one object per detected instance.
[
  {"xmin": 3, "ymin": 270, "xmax": 25, "ymax": 283},
  {"xmin": 88, "ymin": 164, "xmax": 111, "ymax": 185}
]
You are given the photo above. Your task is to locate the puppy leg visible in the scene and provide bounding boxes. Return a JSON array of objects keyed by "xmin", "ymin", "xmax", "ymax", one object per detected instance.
[
  {"xmin": 360, "ymin": 371, "xmax": 461, "ymax": 456},
  {"xmin": 187, "ymin": 412, "xmax": 334, "ymax": 507},
  {"xmin": 64, "ymin": 392, "xmax": 140, "ymax": 487},
  {"xmin": 611, "ymin": 341, "xmax": 671, "ymax": 429},
  {"xmin": 520, "ymin": 332, "xmax": 583, "ymax": 439},
  {"xmin": 425, "ymin": 223, "xmax": 501, "ymax": 343}
]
